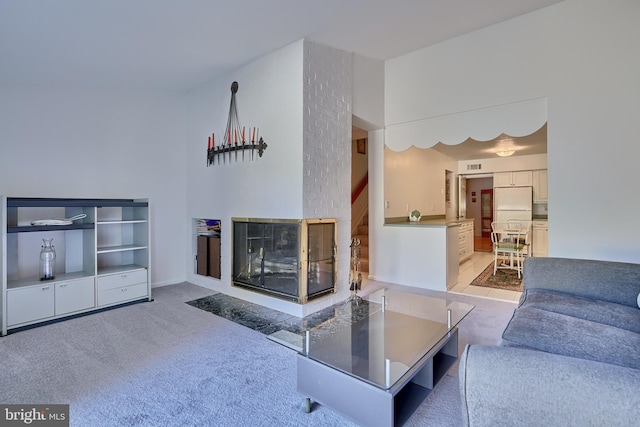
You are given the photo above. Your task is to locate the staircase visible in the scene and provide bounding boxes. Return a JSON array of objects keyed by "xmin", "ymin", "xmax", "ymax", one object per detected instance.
[{"xmin": 352, "ymin": 213, "xmax": 369, "ymax": 273}]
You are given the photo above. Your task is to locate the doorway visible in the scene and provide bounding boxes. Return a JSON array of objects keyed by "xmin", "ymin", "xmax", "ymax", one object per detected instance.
[
  {"xmin": 462, "ymin": 176, "xmax": 493, "ymax": 252},
  {"xmin": 351, "ymin": 125, "xmax": 369, "ymax": 273}
]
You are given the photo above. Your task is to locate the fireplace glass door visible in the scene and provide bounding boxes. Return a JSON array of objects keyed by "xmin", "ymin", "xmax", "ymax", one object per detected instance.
[
  {"xmin": 233, "ymin": 220, "xmax": 300, "ymax": 299},
  {"xmin": 307, "ymin": 222, "xmax": 335, "ymax": 298},
  {"xmin": 232, "ymin": 218, "xmax": 337, "ymax": 303}
]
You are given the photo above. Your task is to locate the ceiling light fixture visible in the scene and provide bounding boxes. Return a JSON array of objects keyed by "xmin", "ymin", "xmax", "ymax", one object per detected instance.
[
  {"xmin": 496, "ymin": 137, "xmax": 516, "ymax": 157},
  {"xmin": 496, "ymin": 149, "xmax": 515, "ymax": 157}
]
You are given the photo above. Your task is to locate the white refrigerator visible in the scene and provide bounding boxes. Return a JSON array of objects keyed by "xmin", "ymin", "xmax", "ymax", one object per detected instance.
[{"xmin": 494, "ymin": 186, "xmax": 533, "ymax": 223}]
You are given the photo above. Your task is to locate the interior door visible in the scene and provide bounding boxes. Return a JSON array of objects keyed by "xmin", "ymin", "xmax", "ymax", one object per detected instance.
[{"xmin": 481, "ymin": 189, "xmax": 493, "ymax": 237}]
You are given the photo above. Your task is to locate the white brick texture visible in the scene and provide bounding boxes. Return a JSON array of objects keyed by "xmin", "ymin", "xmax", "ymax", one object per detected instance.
[{"xmin": 303, "ymin": 40, "xmax": 352, "ymax": 295}]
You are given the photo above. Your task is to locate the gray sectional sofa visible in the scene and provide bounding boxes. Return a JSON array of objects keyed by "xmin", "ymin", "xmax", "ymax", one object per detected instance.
[{"xmin": 459, "ymin": 257, "xmax": 640, "ymax": 426}]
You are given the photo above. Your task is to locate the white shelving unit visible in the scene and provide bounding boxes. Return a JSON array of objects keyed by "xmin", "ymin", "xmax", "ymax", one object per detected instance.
[{"xmin": 1, "ymin": 197, "xmax": 151, "ymax": 335}]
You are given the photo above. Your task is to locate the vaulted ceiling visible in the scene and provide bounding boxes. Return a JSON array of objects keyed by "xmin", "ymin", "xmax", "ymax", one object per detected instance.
[{"xmin": 0, "ymin": 0, "xmax": 564, "ymax": 91}]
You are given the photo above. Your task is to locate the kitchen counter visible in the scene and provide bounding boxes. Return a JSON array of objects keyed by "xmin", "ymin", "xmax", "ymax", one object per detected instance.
[
  {"xmin": 385, "ymin": 216, "xmax": 466, "ymax": 228},
  {"xmin": 379, "ymin": 216, "xmax": 461, "ymax": 291}
]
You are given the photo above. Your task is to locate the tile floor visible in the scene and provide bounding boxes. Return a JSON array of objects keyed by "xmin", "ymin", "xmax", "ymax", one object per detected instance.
[{"xmin": 449, "ymin": 251, "xmax": 522, "ymax": 303}]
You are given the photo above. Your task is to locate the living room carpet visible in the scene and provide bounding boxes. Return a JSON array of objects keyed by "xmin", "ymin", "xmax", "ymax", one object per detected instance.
[
  {"xmin": 470, "ymin": 262, "xmax": 523, "ymax": 292},
  {"xmin": 0, "ymin": 282, "xmax": 517, "ymax": 426}
]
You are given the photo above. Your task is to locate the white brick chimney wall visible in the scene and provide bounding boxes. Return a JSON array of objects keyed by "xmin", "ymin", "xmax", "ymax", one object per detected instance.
[{"xmin": 302, "ymin": 40, "xmax": 352, "ymax": 302}]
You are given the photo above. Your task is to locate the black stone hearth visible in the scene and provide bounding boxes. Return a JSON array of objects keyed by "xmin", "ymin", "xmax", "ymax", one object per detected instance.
[{"xmin": 186, "ymin": 292, "xmax": 378, "ymax": 350}]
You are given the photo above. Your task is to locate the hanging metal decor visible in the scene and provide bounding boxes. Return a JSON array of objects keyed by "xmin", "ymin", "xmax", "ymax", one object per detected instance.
[{"xmin": 206, "ymin": 81, "xmax": 267, "ymax": 166}]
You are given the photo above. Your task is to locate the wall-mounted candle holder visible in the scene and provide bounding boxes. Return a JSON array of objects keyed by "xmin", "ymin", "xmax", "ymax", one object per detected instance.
[
  {"xmin": 207, "ymin": 137, "xmax": 268, "ymax": 166},
  {"xmin": 206, "ymin": 81, "xmax": 267, "ymax": 166}
]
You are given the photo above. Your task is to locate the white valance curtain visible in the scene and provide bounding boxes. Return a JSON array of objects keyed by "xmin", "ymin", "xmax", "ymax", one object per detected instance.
[{"xmin": 384, "ymin": 97, "xmax": 547, "ymax": 152}]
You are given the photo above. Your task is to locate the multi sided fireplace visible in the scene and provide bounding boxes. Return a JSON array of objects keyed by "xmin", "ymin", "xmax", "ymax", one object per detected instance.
[{"xmin": 232, "ymin": 218, "xmax": 337, "ymax": 304}]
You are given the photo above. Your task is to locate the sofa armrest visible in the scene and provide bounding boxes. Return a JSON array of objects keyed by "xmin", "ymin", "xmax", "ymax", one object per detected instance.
[
  {"xmin": 459, "ymin": 345, "xmax": 640, "ymax": 427},
  {"xmin": 523, "ymin": 257, "xmax": 640, "ymax": 307}
]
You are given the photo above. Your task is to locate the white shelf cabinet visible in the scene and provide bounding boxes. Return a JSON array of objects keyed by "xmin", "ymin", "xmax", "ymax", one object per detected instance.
[{"xmin": 1, "ymin": 197, "xmax": 151, "ymax": 335}]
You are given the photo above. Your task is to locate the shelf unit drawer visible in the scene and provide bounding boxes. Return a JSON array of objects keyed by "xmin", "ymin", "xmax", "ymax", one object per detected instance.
[
  {"xmin": 97, "ymin": 269, "xmax": 147, "ymax": 292},
  {"xmin": 55, "ymin": 277, "xmax": 95, "ymax": 315},
  {"xmin": 98, "ymin": 282, "xmax": 148, "ymax": 307}
]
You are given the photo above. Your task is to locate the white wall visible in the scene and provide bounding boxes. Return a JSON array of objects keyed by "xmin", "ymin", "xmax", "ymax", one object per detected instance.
[
  {"xmin": 184, "ymin": 40, "xmax": 353, "ymax": 317},
  {"xmin": 376, "ymin": 0, "xmax": 640, "ymax": 276},
  {"xmin": 459, "ymin": 154, "xmax": 547, "ymax": 175},
  {"xmin": 368, "ymin": 128, "xmax": 449, "ymax": 290},
  {"xmin": 352, "ymin": 54, "xmax": 385, "ymax": 129},
  {"xmin": 0, "ymin": 85, "xmax": 187, "ymax": 287},
  {"xmin": 383, "ymin": 147, "xmax": 457, "ymax": 218},
  {"xmin": 185, "ymin": 41, "xmax": 304, "ymax": 314}
]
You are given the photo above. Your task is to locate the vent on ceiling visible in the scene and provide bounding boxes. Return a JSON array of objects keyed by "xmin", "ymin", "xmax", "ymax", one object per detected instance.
[{"xmin": 467, "ymin": 164, "xmax": 482, "ymax": 170}]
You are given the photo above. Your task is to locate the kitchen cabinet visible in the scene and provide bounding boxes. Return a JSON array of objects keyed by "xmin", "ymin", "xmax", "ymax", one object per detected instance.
[
  {"xmin": 458, "ymin": 219, "xmax": 474, "ymax": 263},
  {"xmin": 533, "ymin": 170, "xmax": 548, "ymax": 202},
  {"xmin": 493, "ymin": 171, "xmax": 533, "ymax": 187},
  {"xmin": 532, "ymin": 220, "xmax": 548, "ymax": 257}
]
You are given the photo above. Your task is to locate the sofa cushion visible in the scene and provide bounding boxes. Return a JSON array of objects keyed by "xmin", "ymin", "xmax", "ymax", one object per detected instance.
[
  {"xmin": 500, "ymin": 306, "xmax": 640, "ymax": 369},
  {"xmin": 523, "ymin": 257, "xmax": 640, "ymax": 308},
  {"xmin": 520, "ymin": 289, "xmax": 640, "ymax": 334}
]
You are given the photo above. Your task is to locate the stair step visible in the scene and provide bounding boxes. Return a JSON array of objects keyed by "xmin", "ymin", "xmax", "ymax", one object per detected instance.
[
  {"xmin": 356, "ymin": 224, "xmax": 368, "ymax": 235},
  {"xmin": 358, "ymin": 246, "xmax": 369, "ymax": 258}
]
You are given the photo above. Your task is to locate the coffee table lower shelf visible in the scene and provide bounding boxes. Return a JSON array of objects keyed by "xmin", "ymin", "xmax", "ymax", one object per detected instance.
[{"xmin": 297, "ymin": 328, "xmax": 459, "ymax": 427}]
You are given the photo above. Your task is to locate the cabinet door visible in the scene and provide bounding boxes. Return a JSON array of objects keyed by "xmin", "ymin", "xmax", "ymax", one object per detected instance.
[
  {"xmin": 532, "ymin": 226, "xmax": 548, "ymax": 257},
  {"xmin": 494, "ymin": 171, "xmax": 533, "ymax": 187},
  {"xmin": 493, "ymin": 172, "xmax": 512, "ymax": 187},
  {"xmin": 512, "ymin": 171, "xmax": 533, "ymax": 186},
  {"xmin": 458, "ymin": 230, "xmax": 467, "ymax": 262},
  {"xmin": 208, "ymin": 237, "xmax": 221, "ymax": 279},
  {"xmin": 7, "ymin": 285, "xmax": 55, "ymax": 326},
  {"xmin": 55, "ymin": 277, "xmax": 95, "ymax": 315},
  {"xmin": 197, "ymin": 235, "xmax": 209, "ymax": 276},
  {"xmin": 533, "ymin": 170, "xmax": 548, "ymax": 202}
]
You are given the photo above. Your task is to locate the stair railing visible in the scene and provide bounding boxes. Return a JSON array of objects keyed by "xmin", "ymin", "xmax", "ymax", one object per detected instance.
[{"xmin": 351, "ymin": 173, "xmax": 368, "ymax": 205}]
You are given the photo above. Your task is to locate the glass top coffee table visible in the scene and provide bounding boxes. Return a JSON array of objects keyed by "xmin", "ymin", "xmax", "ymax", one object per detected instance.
[{"xmin": 297, "ymin": 289, "xmax": 474, "ymax": 426}]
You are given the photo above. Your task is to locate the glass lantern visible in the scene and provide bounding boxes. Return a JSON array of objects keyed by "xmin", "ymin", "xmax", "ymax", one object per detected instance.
[{"xmin": 39, "ymin": 238, "xmax": 56, "ymax": 281}]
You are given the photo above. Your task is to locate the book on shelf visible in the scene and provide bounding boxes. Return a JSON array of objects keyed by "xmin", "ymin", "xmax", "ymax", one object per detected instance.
[{"xmin": 197, "ymin": 219, "xmax": 221, "ymax": 237}]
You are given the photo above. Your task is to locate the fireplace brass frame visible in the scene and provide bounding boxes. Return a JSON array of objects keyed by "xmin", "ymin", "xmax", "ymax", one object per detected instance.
[{"xmin": 231, "ymin": 217, "xmax": 337, "ymax": 304}]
